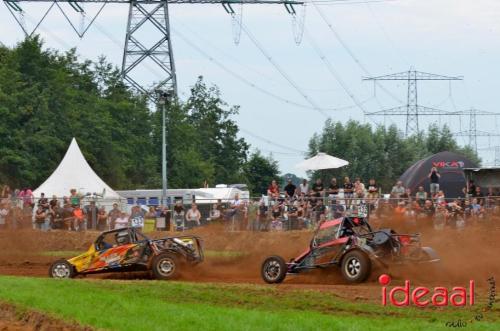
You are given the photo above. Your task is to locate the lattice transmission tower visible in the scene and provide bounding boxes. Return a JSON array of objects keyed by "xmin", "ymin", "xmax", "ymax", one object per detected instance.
[
  {"xmin": 453, "ymin": 108, "xmax": 500, "ymax": 155},
  {"xmin": 3, "ymin": 0, "xmax": 303, "ymax": 99},
  {"xmin": 363, "ymin": 68, "xmax": 463, "ymax": 136}
]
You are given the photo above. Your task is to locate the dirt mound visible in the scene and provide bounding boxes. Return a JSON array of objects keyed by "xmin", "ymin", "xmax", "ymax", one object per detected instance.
[{"xmin": 0, "ymin": 303, "xmax": 92, "ymax": 331}]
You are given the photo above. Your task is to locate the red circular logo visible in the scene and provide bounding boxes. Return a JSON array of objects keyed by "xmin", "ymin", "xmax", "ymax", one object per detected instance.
[{"xmin": 378, "ymin": 274, "xmax": 391, "ymax": 286}]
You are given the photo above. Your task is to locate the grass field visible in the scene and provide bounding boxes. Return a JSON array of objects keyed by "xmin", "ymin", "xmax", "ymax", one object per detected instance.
[{"xmin": 0, "ymin": 276, "xmax": 498, "ymax": 331}]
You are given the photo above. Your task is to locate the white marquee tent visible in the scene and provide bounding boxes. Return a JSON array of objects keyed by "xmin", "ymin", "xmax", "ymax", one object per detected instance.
[{"xmin": 33, "ymin": 138, "xmax": 122, "ymax": 200}]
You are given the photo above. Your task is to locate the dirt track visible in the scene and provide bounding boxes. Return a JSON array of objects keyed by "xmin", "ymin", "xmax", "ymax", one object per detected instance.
[{"xmin": 0, "ymin": 220, "xmax": 499, "ymax": 300}]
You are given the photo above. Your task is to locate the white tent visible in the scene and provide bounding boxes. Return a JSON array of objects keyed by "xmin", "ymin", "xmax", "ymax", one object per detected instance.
[
  {"xmin": 295, "ymin": 152, "xmax": 349, "ymax": 171},
  {"xmin": 33, "ymin": 138, "xmax": 122, "ymax": 199}
]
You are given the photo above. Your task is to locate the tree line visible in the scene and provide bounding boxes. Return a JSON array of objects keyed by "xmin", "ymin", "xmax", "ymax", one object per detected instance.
[
  {"xmin": 0, "ymin": 37, "xmax": 278, "ymax": 193},
  {"xmin": 0, "ymin": 37, "xmax": 478, "ymax": 195},
  {"xmin": 307, "ymin": 120, "xmax": 480, "ymax": 191}
]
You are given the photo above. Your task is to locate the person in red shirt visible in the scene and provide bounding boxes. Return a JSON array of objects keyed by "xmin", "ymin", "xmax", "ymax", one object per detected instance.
[
  {"xmin": 267, "ymin": 180, "xmax": 280, "ymax": 200},
  {"xmin": 73, "ymin": 206, "xmax": 85, "ymax": 231}
]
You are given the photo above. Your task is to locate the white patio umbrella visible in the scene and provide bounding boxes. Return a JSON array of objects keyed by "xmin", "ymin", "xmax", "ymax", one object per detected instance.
[{"xmin": 295, "ymin": 152, "xmax": 349, "ymax": 171}]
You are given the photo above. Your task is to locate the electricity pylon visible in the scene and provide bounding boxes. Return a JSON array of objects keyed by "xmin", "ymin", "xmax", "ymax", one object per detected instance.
[
  {"xmin": 3, "ymin": 0, "xmax": 303, "ymax": 99},
  {"xmin": 363, "ymin": 68, "xmax": 463, "ymax": 136}
]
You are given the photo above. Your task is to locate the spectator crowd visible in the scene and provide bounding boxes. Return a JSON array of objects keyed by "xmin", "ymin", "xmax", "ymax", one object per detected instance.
[{"xmin": 0, "ymin": 166, "xmax": 498, "ymax": 233}]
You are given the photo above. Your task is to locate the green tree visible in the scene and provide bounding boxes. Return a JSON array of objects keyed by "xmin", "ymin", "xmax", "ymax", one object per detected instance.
[{"xmin": 243, "ymin": 151, "xmax": 280, "ymax": 196}]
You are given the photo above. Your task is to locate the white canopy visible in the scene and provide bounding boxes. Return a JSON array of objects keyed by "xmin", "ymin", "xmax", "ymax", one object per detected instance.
[
  {"xmin": 33, "ymin": 138, "xmax": 121, "ymax": 199},
  {"xmin": 295, "ymin": 152, "xmax": 349, "ymax": 171}
]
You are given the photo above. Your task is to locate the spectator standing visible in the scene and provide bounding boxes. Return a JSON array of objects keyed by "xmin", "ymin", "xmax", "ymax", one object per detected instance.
[
  {"xmin": 343, "ymin": 177, "xmax": 354, "ymax": 207},
  {"xmin": 208, "ymin": 203, "xmax": 222, "ymax": 223},
  {"xmin": 267, "ymin": 180, "xmax": 280, "ymax": 200},
  {"xmin": 390, "ymin": 181, "xmax": 405, "ymax": 203},
  {"xmin": 312, "ymin": 178, "xmax": 324, "ymax": 198},
  {"xmin": 108, "ymin": 203, "xmax": 121, "ymax": 230},
  {"xmin": 185, "ymin": 203, "xmax": 201, "ymax": 229},
  {"xmin": 50, "ymin": 201, "xmax": 64, "ymax": 230},
  {"xmin": 69, "ymin": 189, "xmax": 80, "ymax": 207},
  {"xmin": 367, "ymin": 179, "xmax": 379, "ymax": 199},
  {"xmin": 114, "ymin": 212, "xmax": 129, "ymax": 229},
  {"xmin": 474, "ymin": 186, "xmax": 484, "ymax": 205},
  {"xmin": 354, "ymin": 178, "xmax": 366, "ymax": 205},
  {"xmin": 328, "ymin": 178, "xmax": 339, "ymax": 200},
  {"xmin": 159, "ymin": 206, "xmax": 171, "ymax": 231},
  {"xmin": 20, "ymin": 188, "xmax": 34, "ymax": 211},
  {"xmin": 73, "ymin": 205, "xmax": 85, "ymax": 231},
  {"xmin": 0, "ymin": 199, "xmax": 8, "ymax": 230},
  {"xmin": 34, "ymin": 205, "xmax": 47, "ymax": 230},
  {"xmin": 49, "ymin": 195, "xmax": 58, "ymax": 210},
  {"xmin": 173, "ymin": 201, "xmax": 185, "ymax": 231},
  {"xmin": 62, "ymin": 199, "xmax": 74, "ymax": 230},
  {"xmin": 415, "ymin": 186, "xmax": 428, "ymax": 206},
  {"xmin": 428, "ymin": 167, "xmax": 441, "ymax": 198},
  {"xmin": 97, "ymin": 207, "xmax": 108, "ymax": 231},
  {"xmin": 299, "ymin": 179, "xmax": 309, "ymax": 196},
  {"xmin": 257, "ymin": 200, "xmax": 269, "ymax": 231},
  {"xmin": 84, "ymin": 201, "xmax": 98, "ymax": 230},
  {"xmin": 435, "ymin": 190, "xmax": 446, "ymax": 204},
  {"xmin": 468, "ymin": 180, "xmax": 477, "ymax": 197},
  {"xmin": 130, "ymin": 205, "xmax": 146, "ymax": 230},
  {"xmin": 283, "ymin": 179, "xmax": 297, "ymax": 200}
]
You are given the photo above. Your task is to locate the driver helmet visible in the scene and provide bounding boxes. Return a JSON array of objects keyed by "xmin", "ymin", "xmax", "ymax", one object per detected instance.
[{"xmin": 115, "ymin": 231, "xmax": 130, "ymax": 245}]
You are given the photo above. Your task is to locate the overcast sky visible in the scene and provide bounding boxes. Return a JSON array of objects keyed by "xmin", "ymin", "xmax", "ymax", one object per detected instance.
[{"xmin": 2, "ymin": 0, "xmax": 500, "ymax": 179}]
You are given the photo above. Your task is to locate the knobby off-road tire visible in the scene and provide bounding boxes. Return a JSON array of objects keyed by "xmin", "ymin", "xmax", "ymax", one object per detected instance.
[
  {"xmin": 261, "ymin": 255, "xmax": 287, "ymax": 284},
  {"xmin": 49, "ymin": 259, "xmax": 76, "ymax": 279},
  {"xmin": 341, "ymin": 250, "xmax": 371, "ymax": 283},
  {"xmin": 152, "ymin": 252, "xmax": 179, "ymax": 280}
]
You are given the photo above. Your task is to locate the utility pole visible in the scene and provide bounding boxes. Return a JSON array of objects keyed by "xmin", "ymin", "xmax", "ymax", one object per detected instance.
[
  {"xmin": 363, "ymin": 68, "xmax": 463, "ymax": 136},
  {"xmin": 156, "ymin": 90, "xmax": 171, "ymax": 208},
  {"xmin": 4, "ymin": 0, "xmax": 304, "ymax": 100}
]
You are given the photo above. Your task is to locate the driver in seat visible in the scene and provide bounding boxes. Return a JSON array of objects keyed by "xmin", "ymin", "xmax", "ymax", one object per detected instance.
[{"xmin": 115, "ymin": 231, "xmax": 131, "ymax": 245}]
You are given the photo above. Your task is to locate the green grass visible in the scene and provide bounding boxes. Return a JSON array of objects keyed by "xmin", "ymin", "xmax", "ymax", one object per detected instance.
[{"xmin": 0, "ymin": 276, "xmax": 497, "ymax": 331}]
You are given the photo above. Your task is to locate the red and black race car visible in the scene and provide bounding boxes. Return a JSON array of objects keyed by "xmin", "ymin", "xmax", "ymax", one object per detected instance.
[
  {"xmin": 49, "ymin": 227, "xmax": 203, "ymax": 279},
  {"xmin": 261, "ymin": 216, "xmax": 440, "ymax": 284}
]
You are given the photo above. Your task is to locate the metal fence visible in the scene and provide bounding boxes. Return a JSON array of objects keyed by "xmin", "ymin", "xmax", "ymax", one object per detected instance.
[{"xmin": 0, "ymin": 193, "xmax": 498, "ymax": 232}]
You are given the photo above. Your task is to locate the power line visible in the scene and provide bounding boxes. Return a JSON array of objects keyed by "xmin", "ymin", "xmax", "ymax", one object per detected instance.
[
  {"xmin": 173, "ymin": 26, "xmax": 363, "ymax": 113},
  {"xmin": 309, "ymin": 1, "xmax": 402, "ymax": 104},
  {"xmin": 239, "ymin": 128, "xmax": 307, "ymax": 154},
  {"xmin": 303, "ymin": 27, "xmax": 368, "ymax": 115},
  {"xmin": 174, "ymin": 19, "xmax": 341, "ymax": 94},
  {"xmin": 240, "ymin": 23, "xmax": 329, "ymax": 118}
]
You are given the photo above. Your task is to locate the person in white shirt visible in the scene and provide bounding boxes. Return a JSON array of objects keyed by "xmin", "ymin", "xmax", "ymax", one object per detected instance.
[
  {"xmin": 185, "ymin": 203, "xmax": 201, "ymax": 229},
  {"xmin": 299, "ymin": 179, "xmax": 309, "ymax": 196},
  {"xmin": 114, "ymin": 212, "xmax": 129, "ymax": 229}
]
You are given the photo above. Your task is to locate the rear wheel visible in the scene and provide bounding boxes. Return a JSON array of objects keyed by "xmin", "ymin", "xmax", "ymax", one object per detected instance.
[
  {"xmin": 261, "ymin": 256, "xmax": 287, "ymax": 284},
  {"xmin": 341, "ymin": 250, "xmax": 371, "ymax": 283},
  {"xmin": 152, "ymin": 253, "xmax": 179, "ymax": 280},
  {"xmin": 49, "ymin": 259, "xmax": 75, "ymax": 279}
]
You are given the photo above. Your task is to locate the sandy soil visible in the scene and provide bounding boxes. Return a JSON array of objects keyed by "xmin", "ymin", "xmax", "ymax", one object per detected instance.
[{"xmin": 0, "ymin": 219, "xmax": 498, "ymax": 300}]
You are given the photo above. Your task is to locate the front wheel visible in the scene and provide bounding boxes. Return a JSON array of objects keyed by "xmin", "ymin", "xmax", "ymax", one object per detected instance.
[
  {"xmin": 152, "ymin": 253, "xmax": 179, "ymax": 280},
  {"xmin": 341, "ymin": 250, "xmax": 371, "ymax": 283},
  {"xmin": 49, "ymin": 259, "xmax": 76, "ymax": 279},
  {"xmin": 261, "ymin": 256, "xmax": 287, "ymax": 284}
]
